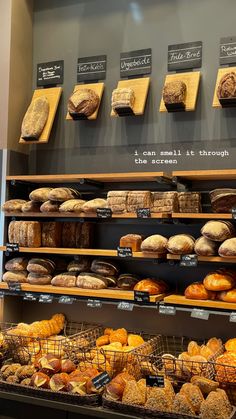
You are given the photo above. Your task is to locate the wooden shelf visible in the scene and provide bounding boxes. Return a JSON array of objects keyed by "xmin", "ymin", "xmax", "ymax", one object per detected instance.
[
  {"xmin": 0, "ymin": 283, "xmax": 164, "ymax": 303},
  {"xmin": 164, "ymin": 294, "xmax": 236, "ymax": 310},
  {"xmin": 6, "ymin": 172, "xmax": 171, "ymax": 184},
  {"xmin": 173, "ymin": 170, "xmax": 236, "ymax": 181},
  {"xmin": 167, "ymin": 254, "xmax": 236, "ymax": 263},
  {"xmin": 4, "ymin": 212, "xmax": 171, "ymax": 219},
  {"xmin": 172, "ymin": 213, "xmax": 232, "ymax": 219},
  {"xmin": 0, "ymin": 246, "xmax": 165, "ymax": 259}
]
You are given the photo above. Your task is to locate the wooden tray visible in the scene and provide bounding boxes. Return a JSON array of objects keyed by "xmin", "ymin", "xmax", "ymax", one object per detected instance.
[
  {"xmin": 212, "ymin": 67, "xmax": 236, "ymax": 108},
  {"xmin": 19, "ymin": 87, "xmax": 62, "ymax": 144},
  {"xmin": 66, "ymin": 83, "xmax": 104, "ymax": 120},
  {"xmin": 164, "ymin": 294, "xmax": 236, "ymax": 310},
  {"xmin": 111, "ymin": 77, "xmax": 150, "ymax": 117}
]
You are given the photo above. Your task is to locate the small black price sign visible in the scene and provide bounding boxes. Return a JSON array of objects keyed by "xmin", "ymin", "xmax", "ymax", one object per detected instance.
[
  {"xmin": 134, "ymin": 291, "xmax": 150, "ymax": 303},
  {"xmin": 117, "ymin": 246, "xmax": 133, "ymax": 258},
  {"xmin": 117, "ymin": 301, "xmax": 134, "ymax": 311},
  {"xmin": 87, "ymin": 299, "xmax": 102, "ymax": 308},
  {"xmin": 6, "ymin": 243, "xmax": 19, "ymax": 253},
  {"xmin": 232, "ymin": 207, "xmax": 236, "ymax": 219},
  {"xmin": 37, "ymin": 60, "xmax": 64, "ymax": 87},
  {"xmin": 120, "ymin": 48, "xmax": 152, "ymax": 78},
  {"xmin": 77, "ymin": 55, "xmax": 107, "ymax": 82},
  {"xmin": 136, "ymin": 208, "xmax": 151, "ymax": 218},
  {"xmin": 146, "ymin": 375, "xmax": 164, "ymax": 388},
  {"xmin": 96, "ymin": 208, "xmax": 112, "ymax": 219},
  {"xmin": 58, "ymin": 296, "xmax": 74, "ymax": 305},
  {"xmin": 23, "ymin": 293, "xmax": 37, "ymax": 301},
  {"xmin": 7, "ymin": 282, "xmax": 21, "ymax": 292},
  {"xmin": 168, "ymin": 41, "xmax": 202, "ymax": 71},
  {"xmin": 220, "ymin": 36, "xmax": 236, "ymax": 65},
  {"xmin": 39, "ymin": 294, "xmax": 53, "ymax": 303},
  {"xmin": 180, "ymin": 254, "xmax": 198, "ymax": 267},
  {"xmin": 92, "ymin": 371, "xmax": 111, "ymax": 390}
]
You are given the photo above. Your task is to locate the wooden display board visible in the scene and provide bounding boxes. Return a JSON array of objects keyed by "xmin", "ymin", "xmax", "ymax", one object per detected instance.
[
  {"xmin": 111, "ymin": 77, "xmax": 150, "ymax": 117},
  {"xmin": 159, "ymin": 71, "xmax": 201, "ymax": 112},
  {"xmin": 212, "ymin": 67, "xmax": 236, "ymax": 108},
  {"xmin": 164, "ymin": 294, "xmax": 236, "ymax": 310},
  {"xmin": 66, "ymin": 83, "xmax": 104, "ymax": 120},
  {"xmin": 19, "ymin": 87, "xmax": 62, "ymax": 144}
]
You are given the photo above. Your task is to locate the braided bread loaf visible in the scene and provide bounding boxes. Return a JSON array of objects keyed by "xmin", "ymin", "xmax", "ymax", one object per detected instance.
[{"xmin": 6, "ymin": 314, "xmax": 65, "ymax": 338}]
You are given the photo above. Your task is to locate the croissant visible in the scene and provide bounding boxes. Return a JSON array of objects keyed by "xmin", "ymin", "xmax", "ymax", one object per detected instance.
[{"xmin": 7, "ymin": 314, "xmax": 65, "ymax": 339}]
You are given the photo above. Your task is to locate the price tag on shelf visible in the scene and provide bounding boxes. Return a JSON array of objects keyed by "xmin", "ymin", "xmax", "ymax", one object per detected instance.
[
  {"xmin": 191, "ymin": 308, "xmax": 209, "ymax": 320},
  {"xmin": 39, "ymin": 294, "xmax": 53, "ymax": 303},
  {"xmin": 134, "ymin": 291, "xmax": 150, "ymax": 304},
  {"xmin": 87, "ymin": 299, "xmax": 102, "ymax": 308},
  {"xmin": 159, "ymin": 305, "xmax": 176, "ymax": 315},
  {"xmin": 0, "ymin": 293, "xmax": 4, "ymax": 299},
  {"xmin": 136, "ymin": 208, "xmax": 151, "ymax": 218},
  {"xmin": 180, "ymin": 254, "xmax": 198, "ymax": 267},
  {"xmin": 58, "ymin": 296, "xmax": 75, "ymax": 305},
  {"xmin": 92, "ymin": 371, "xmax": 111, "ymax": 390},
  {"xmin": 117, "ymin": 247, "xmax": 132, "ymax": 258},
  {"xmin": 146, "ymin": 375, "xmax": 164, "ymax": 388},
  {"xmin": 117, "ymin": 301, "xmax": 134, "ymax": 311},
  {"xmin": 232, "ymin": 208, "xmax": 236, "ymax": 219},
  {"xmin": 6, "ymin": 243, "xmax": 19, "ymax": 253},
  {"xmin": 7, "ymin": 282, "xmax": 21, "ymax": 292},
  {"xmin": 230, "ymin": 312, "xmax": 236, "ymax": 322},
  {"xmin": 96, "ymin": 208, "xmax": 112, "ymax": 219},
  {"xmin": 23, "ymin": 293, "xmax": 37, "ymax": 301}
]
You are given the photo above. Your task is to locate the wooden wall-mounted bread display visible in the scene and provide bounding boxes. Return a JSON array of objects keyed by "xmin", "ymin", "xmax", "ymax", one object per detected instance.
[
  {"xmin": 160, "ymin": 71, "xmax": 201, "ymax": 112},
  {"xmin": 111, "ymin": 77, "xmax": 150, "ymax": 117},
  {"xmin": 19, "ymin": 87, "xmax": 62, "ymax": 144},
  {"xmin": 66, "ymin": 83, "xmax": 104, "ymax": 120},
  {"xmin": 213, "ymin": 67, "xmax": 236, "ymax": 108}
]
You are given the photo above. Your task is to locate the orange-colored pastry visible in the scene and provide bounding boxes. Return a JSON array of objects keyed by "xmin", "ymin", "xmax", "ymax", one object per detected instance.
[
  {"xmin": 206, "ymin": 337, "xmax": 223, "ymax": 354},
  {"xmin": 104, "ymin": 328, "xmax": 113, "ymax": 336},
  {"xmin": 225, "ymin": 338, "xmax": 236, "ymax": 352},
  {"xmin": 184, "ymin": 282, "xmax": 216, "ymax": 300},
  {"xmin": 109, "ymin": 328, "xmax": 128, "ymax": 345},
  {"xmin": 218, "ymin": 289, "xmax": 236, "ymax": 303},
  {"xmin": 203, "ymin": 271, "xmax": 235, "ymax": 291},
  {"xmin": 187, "ymin": 341, "xmax": 201, "ymax": 356},
  {"xmin": 200, "ymin": 345, "xmax": 214, "ymax": 360},
  {"xmin": 127, "ymin": 334, "xmax": 145, "ymax": 347},
  {"xmin": 96, "ymin": 335, "xmax": 110, "ymax": 347},
  {"xmin": 133, "ymin": 278, "xmax": 168, "ymax": 295},
  {"xmin": 215, "ymin": 352, "xmax": 236, "ymax": 382}
]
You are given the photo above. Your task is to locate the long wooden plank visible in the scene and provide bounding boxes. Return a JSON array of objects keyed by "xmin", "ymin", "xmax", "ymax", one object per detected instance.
[
  {"xmin": 0, "ymin": 246, "xmax": 165, "ymax": 259},
  {"xmin": 172, "ymin": 213, "xmax": 232, "ymax": 219},
  {"xmin": 167, "ymin": 254, "xmax": 236, "ymax": 263},
  {"xmin": 164, "ymin": 294, "xmax": 236, "ymax": 310},
  {"xmin": 173, "ymin": 170, "xmax": 236, "ymax": 181},
  {"xmin": 6, "ymin": 172, "xmax": 171, "ymax": 183},
  {"xmin": 0, "ymin": 283, "xmax": 164, "ymax": 303},
  {"xmin": 3, "ymin": 212, "xmax": 171, "ymax": 219}
]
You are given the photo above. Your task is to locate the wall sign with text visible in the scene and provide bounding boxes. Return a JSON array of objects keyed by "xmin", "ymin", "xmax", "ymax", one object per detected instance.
[
  {"xmin": 168, "ymin": 41, "xmax": 202, "ymax": 71},
  {"xmin": 77, "ymin": 55, "xmax": 107, "ymax": 82},
  {"xmin": 220, "ymin": 36, "xmax": 236, "ymax": 65},
  {"xmin": 37, "ymin": 60, "xmax": 64, "ymax": 87},
  {"xmin": 120, "ymin": 48, "xmax": 152, "ymax": 78}
]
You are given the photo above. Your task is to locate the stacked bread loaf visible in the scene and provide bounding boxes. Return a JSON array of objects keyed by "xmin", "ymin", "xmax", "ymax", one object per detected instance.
[
  {"xmin": 151, "ymin": 191, "xmax": 179, "ymax": 213},
  {"xmin": 163, "ymin": 80, "xmax": 187, "ymax": 105},
  {"xmin": 111, "ymin": 88, "xmax": 135, "ymax": 112},
  {"xmin": 210, "ymin": 188, "xmax": 236, "ymax": 213},
  {"xmin": 178, "ymin": 192, "xmax": 201, "ymax": 213}
]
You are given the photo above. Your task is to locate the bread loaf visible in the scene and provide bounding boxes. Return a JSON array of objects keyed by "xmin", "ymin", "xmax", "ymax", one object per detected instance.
[
  {"xmin": 225, "ymin": 338, "xmax": 236, "ymax": 352},
  {"xmin": 21, "ymin": 96, "xmax": 49, "ymax": 140},
  {"xmin": 81, "ymin": 199, "xmax": 107, "ymax": 213},
  {"xmin": 210, "ymin": 188, "xmax": 236, "ymax": 213},
  {"xmin": 184, "ymin": 282, "xmax": 216, "ymax": 300},
  {"xmin": 91, "ymin": 259, "xmax": 119, "ymax": 277},
  {"xmin": 29, "ymin": 188, "xmax": 52, "ymax": 202},
  {"xmin": 119, "ymin": 234, "xmax": 142, "ymax": 252},
  {"xmin": 19, "ymin": 221, "xmax": 28, "ymax": 247},
  {"xmin": 27, "ymin": 258, "xmax": 55, "ymax": 275},
  {"xmin": 173, "ymin": 393, "xmax": 196, "ymax": 415},
  {"xmin": 27, "ymin": 222, "xmax": 41, "ymax": 247},
  {"xmin": 201, "ymin": 220, "xmax": 235, "ymax": 242},
  {"xmin": 218, "ymin": 289, "xmax": 236, "ymax": 303},
  {"xmin": 134, "ymin": 278, "xmax": 167, "ymax": 295},
  {"xmin": 68, "ymin": 88, "xmax": 99, "ymax": 117},
  {"xmin": 48, "ymin": 188, "xmax": 80, "ymax": 202},
  {"xmin": 7, "ymin": 314, "xmax": 65, "ymax": 338},
  {"xmin": 22, "ymin": 201, "xmax": 41, "ymax": 213},
  {"xmin": 40, "ymin": 201, "xmax": 60, "ymax": 213},
  {"xmin": 2, "ymin": 271, "xmax": 27, "ymax": 283},
  {"xmin": 167, "ymin": 234, "xmax": 195, "ymax": 255},
  {"xmin": 51, "ymin": 273, "xmax": 77, "ymax": 287},
  {"xmin": 127, "ymin": 191, "xmax": 151, "ymax": 212},
  {"xmin": 151, "ymin": 191, "xmax": 179, "ymax": 213},
  {"xmin": 42, "ymin": 222, "xmax": 62, "ymax": 247},
  {"xmin": 190, "ymin": 376, "xmax": 219, "ymax": 395},
  {"xmin": 59, "ymin": 199, "xmax": 86, "ymax": 212},
  {"xmin": 77, "ymin": 273, "xmax": 108, "ymax": 289},
  {"xmin": 179, "ymin": 383, "xmax": 204, "ymax": 414},
  {"xmin": 163, "ymin": 80, "xmax": 187, "ymax": 105},
  {"xmin": 219, "ymin": 238, "xmax": 236, "ymax": 257},
  {"xmin": 8, "ymin": 221, "xmax": 41, "ymax": 247},
  {"xmin": 77, "ymin": 222, "xmax": 93, "ymax": 248},
  {"xmin": 27, "ymin": 273, "xmax": 52, "ymax": 285},
  {"xmin": 117, "ymin": 274, "xmax": 139, "ymax": 290},
  {"xmin": 67, "ymin": 257, "xmax": 91, "ymax": 273},
  {"xmin": 200, "ymin": 389, "xmax": 232, "ymax": 419},
  {"xmin": 62, "ymin": 222, "xmax": 77, "ymax": 248},
  {"xmin": 112, "ymin": 88, "xmax": 135, "ymax": 111},
  {"xmin": 217, "ymin": 71, "xmax": 236, "ymax": 98},
  {"xmin": 107, "ymin": 191, "xmax": 128, "ymax": 213},
  {"xmin": 5, "ymin": 257, "xmax": 28, "ymax": 271},
  {"xmin": 141, "ymin": 235, "xmax": 168, "ymax": 253},
  {"xmin": 203, "ymin": 271, "xmax": 235, "ymax": 291},
  {"xmin": 8, "ymin": 221, "xmax": 21, "ymax": 243},
  {"xmin": 2, "ymin": 200, "xmax": 27, "ymax": 212},
  {"xmin": 194, "ymin": 237, "xmax": 218, "ymax": 256}
]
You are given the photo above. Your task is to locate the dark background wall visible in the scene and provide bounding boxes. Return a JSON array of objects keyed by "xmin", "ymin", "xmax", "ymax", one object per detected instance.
[{"xmin": 27, "ymin": 0, "xmax": 236, "ymax": 174}]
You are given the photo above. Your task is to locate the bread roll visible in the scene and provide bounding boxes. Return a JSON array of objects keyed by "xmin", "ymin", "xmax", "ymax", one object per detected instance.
[
  {"xmin": 119, "ymin": 234, "xmax": 142, "ymax": 252},
  {"xmin": 81, "ymin": 199, "xmax": 107, "ymax": 213},
  {"xmin": 3, "ymin": 271, "xmax": 27, "ymax": 283},
  {"xmin": 2, "ymin": 200, "xmax": 27, "ymax": 212},
  {"xmin": 200, "ymin": 389, "xmax": 232, "ymax": 419},
  {"xmin": 67, "ymin": 257, "xmax": 91, "ymax": 273},
  {"xmin": 48, "ymin": 188, "xmax": 80, "ymax": 202},
  {"xmin": 219, "ymin": 238, "xmax": 236, "ymax": 257},
  {"xmin": 203, "ymin": 271, "xmax": 235, "ymax": 291},
  {"xmin": 22, "ymin": 201, "xmax": 41, "ymax": 213},
  {"xmin": 59, "ymin": 199, "xmax": 86, "ymax": 212},
  {"xmin": 201, "ymin": 220, "xmax": 235, "ymax": 242},
  {"xmin": 141, "ymin": 234, "xmax": 168, "ymax": 253},
  {"xmin": 29, "ymin": 188, "xmax": 52, "ymax": 202},
  {"xmin": 184, "ymin": 282, "xmax": 216, "ymax": 300},
  {"xmin": 179, "ymin": 383, "xmax": 204, "ymax": 414},
  {"xmin": 76, "ymin": 273, "xmax": 108, "ymax": 289},
  {"xmin": 218, "ymin": 289, "xmax": 236, "ymax": 303},
  {"xmin": 167, "ymin": 234, "xmax": 195, "ymax": 255},
  {"xmin": 194, "ymin": 236, "xmax": 218, "ymax": 256},
  {"xmin": 172, "ymin": 393, "xmax": 195, "ymax": 415},
  {"xmin": 225, "ymin": 338, "xmax": 236, "ymax": 352},
  {"xmin": 51, "ymin": 273, "xmax": 77, "ymax": 287},
  {"xmin": 21, "ymin": 96, "xmax": 49, "ymax": 140},
  {"xmin": 206, "ymin": 337, "xmax": 223, "ymax": 354},
  {"xmin": 27, "ymin": 258, "xmax": 55, "ymax": 275},
  {"xmin": 91, "ymin": 259, "xmax": 119, "ymax": 277},
  {"xmin": 5, "ymin": 257, "xmax": 28, "ymax": 271},
  {"xmin": 42, "ymin": 222, "xmax": 62, "ymax": 247},
  {"xmin": 40, "ymin": 201, "xmax": 60, "ymax": 213},
  {"xmin": 27, "ymin": 273, "xmax": 52, "ymax": 285},
  {"xmin": 134, "ymin": 278, "xmax": 168, "ymax": 295},
  {"xmin": 190, "ymin": 376, "xmax": 219, "ymax": 394},
  {"xmin": 68, "ymin": 88, "xmax": 99, "ymax": 117}
]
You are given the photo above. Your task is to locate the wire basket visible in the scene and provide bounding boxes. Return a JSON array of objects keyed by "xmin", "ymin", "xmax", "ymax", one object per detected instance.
[
  {"xmin": 65, "ymin": 328, "xmax": 160, "ymax": 378},
  {"xmin": 2, "ymin": 321, "xmax": 100, "ymax": 364}
]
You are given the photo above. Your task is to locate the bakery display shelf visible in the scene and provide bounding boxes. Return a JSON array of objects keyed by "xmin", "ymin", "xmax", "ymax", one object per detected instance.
[
  {"xmin": 0, "ymin": 246, "xmax": 166, "ymax": 259},
  {"xmin": 167, "ymin": 254, "xmax": 236, "ymax": 263},
  {"xmin": 6, "ymin": 171, "xmax": 171, "ymax": 184},
  {"xmin": 4, "ymin": 211, "xmax": 171, "ymax": 219},
  {"xmin": 0, "ymin": 283, "xmax": 164, "ymax": 303},
  {"xmin": 172, "ymin": 212, "xmax": 233, "ymax": 219},
  {"xmin": 173, "ymin": 169, "xmax": 236, "ymax": 181},
  {"xmin": 164, "ymin": 294, "xmax": 236, "ymax": 310}
]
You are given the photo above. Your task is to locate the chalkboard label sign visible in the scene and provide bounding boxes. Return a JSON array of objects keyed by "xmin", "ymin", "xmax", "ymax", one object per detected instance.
[
  {"xmin": 117, "ymin": 301, "xmax": 134, "ymax": 311},
  {"xmin": 232, "ymin": 207, "xmax": 236, "ymax": 219},
  {"xmin": 7, "ymin": 282, "xmax": 21, "ymax": 292},
  {"xmin": 134, "ymin": 291, "xmax": 150, "ymax": 303},
  {"xmin": 120, "ymin": 48, "xmax": 152, "ymax": 78},
  {"xmin": 180, "ymin": 254, "xmax": 198, "ymax": 267},
  {"xmin": 159, "ymin": 305, "xmax": 176, "ymax": 316},
  {"xmin": 136, "ymin": 208, "xmax": 151, "ymax": 218},
  {"xmin": 77, "ymin": 55, "xmax": 107, "ymax": 82},
  {"xmin": 58, "ymin": 296, "xmax": 74, "ymax": 305},
  {"xmin": 146, "ymin": 375, "xmax": 164, "ymax": 388},
  {"xmin": 220, "ymin": 36, "xmax": 236, "ymax": 65},
  {"xmin": 23, "ymin": 293, "xmax": 37, "ymax": 301},
  {"xmin": 37, "ymin": 60, "xmax": 64, "ymax": 87},
  {"xmin": 117, "ymin": 246, "xmax": 133, "ymax": 258},
  {"xmin": 87, "ymin": 299, "xmax": 102, "ymax": 308},
  {"xmin": 96, "ymin": 208, "xmax": 112, "ymax": 219},
  {"xmin": 39, "ymin": 294, "xmax": 53, "ymax": 303},
  {"xmin": 6, "ymin": 243, "xmax": 19, "ymax": 253},
  {"xmin": 168, "ymin": 41, "xmax": 202, "ymax": 71},
  {"xmin": 92, "ymin": 371, "xmax": 111, "ymax": 389}
]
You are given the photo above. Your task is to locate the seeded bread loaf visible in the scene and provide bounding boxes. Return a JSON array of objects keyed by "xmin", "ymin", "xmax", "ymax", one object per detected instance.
[
  {"xmin": 21, "ymin": 96, "xmax": 49, "ymax": 140},
  {"xmin": 41, "ymin": 222, "xmax": 62, "ymax": 247},
  {"xmin": 2, "ymin": 200, "xmax": 27, "ymax": 212}
]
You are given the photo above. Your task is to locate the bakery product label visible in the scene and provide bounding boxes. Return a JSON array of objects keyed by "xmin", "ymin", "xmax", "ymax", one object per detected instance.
[
  {"xmin": 92, "ymin": 371, "xmax": 111, "ymax": 389},
  {"xmin": 136, "ymin": 208, "xmax": 151, "ymax": 218},
  {"xmin": 146, "ymin": 375, "xmax": 164, "ymax": 388},
  {"xmin": 23, "ymin": 293, "xmax": 37, "ymax": 301},
  {"xmin": 96, "ymin": 208, "xmax": 112, "ymax": 218},
  {"xmin": 6, "ymin": 243, "xmax": 19, "ymax": 253},
  {"xmin": 120, "ymin": 48, "xmax": 152, "ymax": 77},
  {"xmin": 191, "ymin": 309, "xmax": 209, "ymax": 320},
  {"xmin": 39, "ymin": 294, "xmax": 53, "ymax": 303},
  {"xmin": 232, "ymin": 207, "xmax": 236, "ymax": 219},
  {"xmin": 117, "ymin": 301, "xmax": 134, "ymax": 311},
  {"xmin": 180, "ymin": 254, "xmax": 198, "ymax": 267},
  {"xmin": 168, "ymin": 41, "xmax": 202, "ymax": 71},
  {"xmin": 7, "ymin": 282, "xmax": 21, "ymax": 292},
  {"xmin": 230, "ymin": 312, "xmax": 236, "ymax": 322},
  {"xmin": 159, "ymin": 305, "xmax": 176, "ymax": 315},
  {"xmin": 77, "ymin": 55, "xmax": 106, "ymax": 82},
  {"xmin": 134, "ymin": 290, "xmax": 150, "ymax": 303},
  {"xmin": 58, "ymin": 296, "xmax": 74, "ymax": 304},
  {"xmin": 37, "ymin": 60, "xmax": 64, "ymax": 87},
  {"xmin": 87, "ymin": 299, "xmax": 102, "ymax": 308},
  {"xmin": 220, "ymin": 36, "xmax": 236, "ymax": 65},
  {"xmin": 117, "ymin": 246, "xmax": 133, "ymax": 258}
]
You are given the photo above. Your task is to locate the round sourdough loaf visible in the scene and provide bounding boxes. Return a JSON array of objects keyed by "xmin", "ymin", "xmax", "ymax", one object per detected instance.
[
  {"xmin": 217, "ymin": 72, "xmax": 236, "ymax": 98},
  {"xmin": 27, "ymin": 273, "xmax": 52, "ymax": 285},
  {"xmin": 203, "ymin": 271, "xmax": 235, "ymax": 291},
  {"xmin": 163, "ymin": 80, "xmax": 187, "ymax": 104},
  {"xmin": 201, "ymin": 220, "xmax": 235, "ymax": 242},
  {"xmin": 68, "ymin": 88, "xmax": 99, "ymax": 117},
  {"xmin": 5, "ymin": 257, "xmax": 28, "ymax": 271},
  {"xmin": 167, "ymin": 234, "xmax": 195, "ymax": 255},
  {"xmin": 59, "ymin": 199, "xmax": 86, "ymax": 212},
  {"xmin": 2, "ymin": 271, "xmax": 28, "ymax": 283},
  {"xmin": 67, "ymin": 257, "xmax": 91, "ymax": 273},
  {"xmin": 141, "ymin": 234, "xmax": 168, "ymax": 253},
  {"xmin": 29, "ymin": 188, "xmax": 53, "ymax": 202},
  {"xmin": 184, "ymin": 282, "xmax": 216, "ymax": 300},
  {"xmin": 218, "ymin": 289, "xmax": 236, "ymax": 303},
  {"xmin": 27, "ymin": 258, "xmax": 55, "ymax": 275},
  {"xmin": 2, "ymin": 199, "xmax": 27, "ymax": 212},
  {"xmin": 81, "ymin": 198, "xmax": 107, "ymax": 213},
  {"xmin": 218, "ymin": 238, "xmax": 236, "ymax": 256},
  {"xmin": 134, "ymin": 278, "xmax": 168, "ymax": 295},
  {"xmin": 76, "ymin": 273, "xmax": 108, "ymax": 289},
  {"xmin": 40, "ymin": 201, "xmax": 60, "ymax": 212},
  {"xmin": 194, "ymin": 236, "xmax": 218, "ymax": 256},
  {"xmin": 22, "ymin": 201, "xmax": 41, "ymax": 213},
  {"xmin": 48, "ymin": 188, "xmax": 80, "ymax": 202},
  {"xmin": 91, "ymin": 259, "xmax": 119, "ymax": 277}
]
